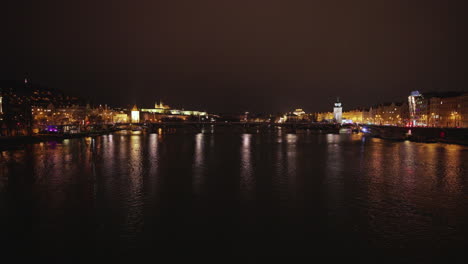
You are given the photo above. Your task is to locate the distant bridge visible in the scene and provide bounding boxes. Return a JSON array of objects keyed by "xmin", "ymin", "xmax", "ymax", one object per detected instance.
[
  {"xmin": 112, "ymin": 121, "xmax": 344, "ymax": 133},
  {"xmin": 114, "ymin": 121, "xmax": 343, "ymax": 128}
]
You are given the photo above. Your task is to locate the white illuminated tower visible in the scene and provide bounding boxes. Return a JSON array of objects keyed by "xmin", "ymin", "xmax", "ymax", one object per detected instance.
[
  {"xmin": 333, "ymin": 98, "xmax": 342, "ymax": 124},
  {"xmin": 131, "ymin": 105, "xmax": 140, "ymax": 123}
]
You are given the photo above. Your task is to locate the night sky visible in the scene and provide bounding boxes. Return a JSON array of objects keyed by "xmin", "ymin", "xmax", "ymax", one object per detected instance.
[{"xmin": 1, "ymin": 0, "xmax": 467, "ymax": 113}]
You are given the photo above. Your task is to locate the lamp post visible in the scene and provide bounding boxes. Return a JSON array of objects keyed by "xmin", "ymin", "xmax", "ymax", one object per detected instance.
[{"xmin": 453, "ymin": 112, "xmax": 459, "ymax": 127}]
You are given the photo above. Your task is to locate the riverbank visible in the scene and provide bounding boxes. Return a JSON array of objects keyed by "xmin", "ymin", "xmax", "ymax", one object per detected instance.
[
  {"xmin": 0, "ymin": 129, "xmax": 120, "ymax": 149},
  {"xmin": 367, "ymin": 126, "xmax": 468, "ymax": 146}
]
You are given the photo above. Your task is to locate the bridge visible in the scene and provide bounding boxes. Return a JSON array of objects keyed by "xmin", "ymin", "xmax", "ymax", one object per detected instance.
[{"xmin": 113, "ymin": 121, "xmax": 344, "ymax": 134}]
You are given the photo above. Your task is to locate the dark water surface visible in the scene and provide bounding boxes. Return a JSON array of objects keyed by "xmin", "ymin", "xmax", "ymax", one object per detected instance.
[{"xmin": 1, "ymin": 132, "xmax": 468, "ymax": 262}]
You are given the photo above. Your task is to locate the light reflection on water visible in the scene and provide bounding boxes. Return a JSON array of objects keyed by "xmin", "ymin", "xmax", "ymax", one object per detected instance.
[
  {"xmin": 240, "ymin": 134, "xmax": 254, "ymax": 200},
  {"xmin": 1, "ymin": 133, "xmax": 468, "ymax": 260},
  {"xmin": 193, "ymin": 133, "xmax": 205, "ymax": 195},
  {"xmin": 286, "ymin": 134, "xmax": 297, "ymax": 203}
]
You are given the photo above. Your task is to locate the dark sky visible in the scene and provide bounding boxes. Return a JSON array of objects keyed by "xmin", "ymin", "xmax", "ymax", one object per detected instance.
[{"xmin": 1, "ymin": 0, "xmax": 467, "ymax": 113}]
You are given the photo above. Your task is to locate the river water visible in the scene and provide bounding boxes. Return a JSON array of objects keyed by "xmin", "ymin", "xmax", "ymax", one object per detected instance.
[{"xmin": 1, "ymin": 131, "xmax": 468, "ymax": 262}]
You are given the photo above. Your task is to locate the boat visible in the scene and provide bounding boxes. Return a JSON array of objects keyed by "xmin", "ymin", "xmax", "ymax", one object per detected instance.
[
  {"xmin": 131, "ymin": 126, "xmax": 143, "ymax": 131},
  {"xmin": 339, "ymin": 127, "xmax": 352, "ymax": 134}
]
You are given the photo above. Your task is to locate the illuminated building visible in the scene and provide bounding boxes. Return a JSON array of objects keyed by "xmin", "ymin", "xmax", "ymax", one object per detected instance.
[
  {"xmin": 30, "ymin": 103, "xmax": 128, "ymax": 133},
  {"xmin": 139, "ymin": 101, "xmax": 207, "ymax": 122},
  {"xmin": 1, "ymin": 79, "xmax": 95, "ymax": 135},
  {"xmin": 140, "ymin": 100, "xmax": 207, "ymax": 116},
  {"xmin": 0, "ymin": 96, "xmax": 3, "ymax": 117},
  {"xmin": 155, "ymin": 101, "xmax": 170, "ymax": 111},
  {"xmin": 316, "ymin": 112, "xmax": 334, "ymax": 122},
  {"xmin": 293, "ymin": 109, "xmax": 306, "ymax": 116},
  {"xmin": 113, "ymin": 112, "xmax": 129, "ymax": 123},
  {"xmin": 333, "ymin": 98, "xmax": 342, "ymax": 123},
  {"xmin": 282, "ymin": 109, "xmax": 312, "ymax": 123},
  {"xmin": 425, "ymin": 92, "xmax": 466, "ymax": 128},
  {"xmin": 408, "ymin": 91, "xmax": 467, "ymax": 127},
  {"xmin": 30, "ymin": 104, "xmax": 89, "ymax": 133},
  {"xmin": 131, "ymin": 105, "xmax": 140, "ymax": 123},
  {"xmin": 342, "ymin": 109, "xmax": 365, "ymax": 124},
  {"xmin": 140, "ymin": 101, "xmax": 171, "ymax": 114},
  {"xmin": 460, "ymin": 94, "xmax": 468, "ymax": 128},
  {"xmin": 368, "ymin": 102, "xmax": 408, "ymax": 126},
  {"xmin": 408, "ymin": 91, "xmax": 426, "ymax": 126}
]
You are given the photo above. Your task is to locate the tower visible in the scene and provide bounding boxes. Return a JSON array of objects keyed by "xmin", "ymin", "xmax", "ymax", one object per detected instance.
[
  {"xmin": 131, "ymin": 105, "xmax": 140, "ymax": 123},
  {"xmin": 333, "ymin": 98, "xmax": 342, "ymax": 124},
  {"xmin": 155, "ymin": 100, "xmax": 165, "ymax": 109}
]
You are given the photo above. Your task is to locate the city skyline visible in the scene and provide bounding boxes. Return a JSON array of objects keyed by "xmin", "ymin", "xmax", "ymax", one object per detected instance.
[
  {"xmin": 1, "ymin": 0, "xmax": 467, "ymax": 113},
  {"xmin": 2, "ymin": 78, "xmax": 467, "ymax": 115},
  {"xmin": 2, "ymin": 78, "xmax": 467, "ymax": 134}
]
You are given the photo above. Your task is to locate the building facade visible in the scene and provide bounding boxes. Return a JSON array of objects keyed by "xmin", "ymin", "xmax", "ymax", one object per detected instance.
[
  {"xmin": 408, "ymin": 91, "xmax": 467, "ymax": 128},
  {"xmin": 333, "ymin": 99, "xmax": 342, "ymax": 123},
  {"xmin": 342, "ymin": 108, "xmax": 365, "ymax": 124}
]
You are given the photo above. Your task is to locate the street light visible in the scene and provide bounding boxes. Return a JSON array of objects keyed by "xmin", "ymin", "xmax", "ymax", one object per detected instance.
[{"xmin": 451, "ymin": 111, "xmax": 459, "ymax": 127}]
